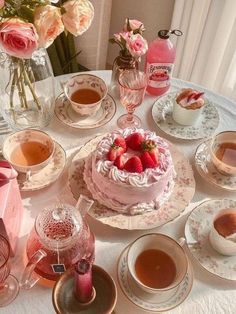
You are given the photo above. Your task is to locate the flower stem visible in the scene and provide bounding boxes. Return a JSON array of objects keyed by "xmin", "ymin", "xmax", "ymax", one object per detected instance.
[
  {"xmin": 19, "ymin": 60, "xmax": 28, "ymax": 109},
  {"xmin": 22, "ymin": 63, "xmax": 42, "ymax": 110}
]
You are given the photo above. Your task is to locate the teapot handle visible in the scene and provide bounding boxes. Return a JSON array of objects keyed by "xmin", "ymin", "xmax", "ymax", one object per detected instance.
[
  {"xmin": 76, "ymin": 194, "xmax": 94, "ymax": 217},
  {"xmin": 20, "ymin": 249, "xmax": 47, "ymax": 289}
]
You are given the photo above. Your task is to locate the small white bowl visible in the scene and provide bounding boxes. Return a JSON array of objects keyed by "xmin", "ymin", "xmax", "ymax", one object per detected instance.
[
  {"xmin": 209, "ymin": 208, "xmax": 236, "ymax": 256},
  {"xmin": 2, "ymin": 129, "xmax": 55, "ymax": 173},
  {"xmin": 63, "ymin": 74, "xmax": 108, "ymax": 116},
  {"xmin": 172, "ymin": 99, "xmax": 203, "ymax": 126}
]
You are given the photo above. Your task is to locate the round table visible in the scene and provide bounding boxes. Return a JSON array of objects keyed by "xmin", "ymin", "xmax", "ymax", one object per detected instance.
[{"xmin": 3, "ymin": 70, "xmax": 236, "ymax": 314}]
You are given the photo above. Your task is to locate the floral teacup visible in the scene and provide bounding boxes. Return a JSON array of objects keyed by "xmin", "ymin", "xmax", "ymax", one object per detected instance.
[
  {"xmin": 2, "ymin": 129, "xmax": 55, "ymax": 174},
  {"xmin": 63, "ymin": 74, "xmax": 108, "ymax": 116}
]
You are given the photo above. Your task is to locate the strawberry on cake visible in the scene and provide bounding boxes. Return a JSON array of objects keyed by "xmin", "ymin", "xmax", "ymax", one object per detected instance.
[{"xmin": 83, "ymin": 128, "xmax": 175, "ymax": 215}]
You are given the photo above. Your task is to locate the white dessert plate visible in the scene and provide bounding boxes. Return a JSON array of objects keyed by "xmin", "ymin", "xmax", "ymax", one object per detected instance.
[
  {"xmin": 54, "ymin": 93, "xmax": 116, "ymax": 129},
  {"xmin": 185, "ymin": 199, "xmax": 236, "ymax": 281},
  {"xmin": 117, "ymin": 245, "xmax": 193, "ymax": 312},
  {"xmin": 17, "ymin": 141, "xmax": 66, "ymax": 191},
  {"xmin": 152, "ymin": 92, "xmax": 219, "ymax": 140},
  {"xmin": 68, "ymin": 135, "xmax": 195, "ymax": 230},
  {"xmin": 195, "ymin": 139, "xmax": 236, "ymax": 191}
]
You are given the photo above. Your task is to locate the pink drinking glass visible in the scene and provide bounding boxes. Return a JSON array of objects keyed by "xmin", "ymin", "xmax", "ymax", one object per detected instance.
[
  {"xmin": 0, "ymin": 235, "xmax": 19, "ymax": 307},
  {"xmin": 117, "ymin": 69, "xmax": 147, "ymax": 128}
]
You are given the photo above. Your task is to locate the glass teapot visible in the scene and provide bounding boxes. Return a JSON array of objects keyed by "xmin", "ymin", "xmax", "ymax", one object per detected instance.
[{"xmin": 21, "ymin": 195, "xmax": 95, "ymax": 289}]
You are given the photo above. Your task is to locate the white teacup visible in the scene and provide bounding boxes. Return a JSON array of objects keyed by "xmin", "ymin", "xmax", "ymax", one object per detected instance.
[
  {"xmin": 127, "ymin": 233, "xmax": 188, "ymax": 302},
  {"xmin": 210, "ymin": 131, "xmax": 236, "ymax": 176},
  {"xmin": 209, "ymin": 208, "xmax": 236, "ymax": 256},
  {"xmin": 2, "ymin": 129, "xmax": 55, "ymax": 174},
  {"xmin": 63, "ymin": 74, "xmax": 108, "ymax": 116}
]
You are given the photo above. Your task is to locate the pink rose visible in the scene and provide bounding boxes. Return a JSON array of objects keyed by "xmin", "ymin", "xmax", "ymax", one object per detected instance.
[
  {"xmin": 124, "ymin": 19, "xmax": 145, "ymax": 33},
  {"xmin": 0, "ymin": 0, "xmax": 5, "ymax": 9},
  {"xmin": 34, "ymin": 5, "xmax": 64, "ymax": 48},
  {"xmin": 62, "ymin": 0, "xmax": 94, "ymax": 36},
  {"xmin": 114, "ymin": 31, "xmax": 130, "ymax": 42},
  {"xmin": 0, "ymin": 18, "xmax": 38, "ymax": 59},
  {"xmin": 126, "ymin": 33, "xmax": 148, "ymax": 58}
]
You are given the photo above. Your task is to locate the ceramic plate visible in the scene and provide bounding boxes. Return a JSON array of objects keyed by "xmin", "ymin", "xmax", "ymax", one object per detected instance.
[
  {"xmin": 52, "ymin": 265, "xmax": 117, "ymax": 314},
  {"xmin": 185, "ymin": 199, "xmax": 236, "ymax": 281},
  {"xmin": 195, "ymin": 139, "xmax": 236, "ymax": 191},
  {"xmin": 54, "ymin": 93, "xmax": 116, "ymax": 129},
  {"xmin": 18, "ymin": 141, "xmax": 66, "ymax": 191},
  {"xmin": 68, "ymin": 135, "xmax": 195, "ymax": 230},
  {"xmin": 152, "ymin": 92, "xmax": 219, "ymax": 140},
  {"xmin": 117, "ymin": 245, "xmax": 193, "ymax": 312}
]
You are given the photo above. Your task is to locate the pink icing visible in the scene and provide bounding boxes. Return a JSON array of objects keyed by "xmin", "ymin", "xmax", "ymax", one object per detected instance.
[{"xmin": 84, "ymin": 128, "xmax": 175, "ymax": 215}]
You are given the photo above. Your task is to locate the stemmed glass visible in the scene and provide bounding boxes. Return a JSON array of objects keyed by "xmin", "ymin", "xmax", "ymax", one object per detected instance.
[
  {"xmin": 117, "ymin": 69, "xmax": 147, "ymax": 128},
  {"xmin": 0, "ymin": 235, "xmax": 19, "ymax": 307}
]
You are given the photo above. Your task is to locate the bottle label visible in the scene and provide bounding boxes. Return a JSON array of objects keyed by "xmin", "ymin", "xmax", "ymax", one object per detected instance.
[{"xmin": 146, "ymin": 62, "xmax": 173, "ymax": 88}]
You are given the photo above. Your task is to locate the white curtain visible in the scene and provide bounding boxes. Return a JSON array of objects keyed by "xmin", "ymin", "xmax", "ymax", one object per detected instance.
[
  {"xmin": 75, "ymin": 0, "xmax": 112, "ymax": 70},
  {"xmin": 171, "ymin": 0, "xmax": 236, "ymax": 102}
]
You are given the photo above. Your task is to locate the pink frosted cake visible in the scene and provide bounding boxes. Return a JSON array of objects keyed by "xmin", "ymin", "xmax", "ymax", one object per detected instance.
[{"xmin": 84, "ymin": 128, "xmax": 175, "ymax": 215}]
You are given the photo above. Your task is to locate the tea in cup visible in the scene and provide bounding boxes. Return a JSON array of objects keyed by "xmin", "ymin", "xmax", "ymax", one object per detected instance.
[
  {"xmin": 2, "ymin": 129, "xmax": 55, "ymax": 173},
  {"xmin": 127, "ymin": 233, "xmax": 188, "ymax": 301},
  {"xmin": 209, "ymin": 208, "xmax": 236, "ymax": 256},
  {"xmin": 63, "ymin": 74, "xmax": 108, "ymax": 116},
  {"xmin": 210, "ymin": 131, "xmax": 236, "ymax": 176}
]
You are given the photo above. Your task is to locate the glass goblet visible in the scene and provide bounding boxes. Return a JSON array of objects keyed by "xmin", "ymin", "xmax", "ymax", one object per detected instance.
[
  {"xmin": 117, "ymin": 69, "xmax": 147, "ymax": 129},
  {"xmin": 0, "ymin": 235, "xmax": 19, "ymax": 307}
]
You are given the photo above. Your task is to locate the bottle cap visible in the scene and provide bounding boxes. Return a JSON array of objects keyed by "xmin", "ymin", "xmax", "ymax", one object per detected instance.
[{"xmin": 158, "ymin": 29, "xmax": 183, "ymax": 39}]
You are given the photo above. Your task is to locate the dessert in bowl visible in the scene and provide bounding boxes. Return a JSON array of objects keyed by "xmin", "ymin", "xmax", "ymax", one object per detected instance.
[
  {"xmin": 172, "ymin": 88, "xmax": 205, "ymax": 125},
  {"xmin": 209, "ymin": 208, "xmax": 236, "ymax": 256},
  {"xmin": 83, "ymin": 128, "xmax": 176, "ymax": 215}
]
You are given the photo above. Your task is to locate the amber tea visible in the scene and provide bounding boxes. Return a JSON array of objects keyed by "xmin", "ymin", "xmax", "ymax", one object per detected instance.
[
  {"xmin": 71, "ymin": 88, "xmax": 101, "ymax": 105},
  {"xmin": 214, "ymin": 142, "xmax": 236, "ymax": 167},
  {"xmin": 135, "ymin": 249, "xmax": 177, "ymax": 289},
  {"xmin": 10, "ymin": 141, "xmax": 51, "ymax": 166}
]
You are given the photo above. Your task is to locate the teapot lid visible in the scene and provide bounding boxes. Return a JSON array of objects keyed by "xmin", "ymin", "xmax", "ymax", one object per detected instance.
[{"xmin": 35, "ymin": 203, "xmax": 84, "ymax": 249}]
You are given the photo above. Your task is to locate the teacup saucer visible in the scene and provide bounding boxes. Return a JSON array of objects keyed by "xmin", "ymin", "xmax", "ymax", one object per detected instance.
[
  {"xmin": 117, "ymin": 245, "xmax": 193, "ymax": 312},
  {"xmin": 54, "ymin": 93, "xmax": 116, "ymax": 129},
  {"xmin": 152, "ymin": 92, "xmax": 219, "ymax": 140},
  {"xmin": 195, "ymin": 139, "xmax": 236, "ymax": 191},
  {"xmin": 185, "ymin": 199, "xmax": 236, "ymax": 281},
  {"xmin": 17, "ymin": 141, "xmax": 66, "ymax": 191},
  {"xmin": 52, "ymin": 265, "xmax": 117, "ymax": 314}
]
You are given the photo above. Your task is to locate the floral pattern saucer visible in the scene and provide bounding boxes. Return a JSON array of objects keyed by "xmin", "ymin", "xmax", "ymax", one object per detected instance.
[
  {"xmin": 195, "ymin": 140, "xmax": 236, "ymax": 191},
  {"xmin": 18, "ymin": 141, "xmax": 66, "ymax": 191},
  {"xmin": 117, "ymin": 245, "xmax": 193, "ymax": 312},
  {"xmin": 185, "ymin": 199, "xmax": 236, "ymax": 281},
  {"xmin": 54, "ymin": 93, "xmax": 116, "ymax": 129},
  {"xmin": 152, "ymin": 92, "xmax": 219, "ymax": 140},
  {"xmin": 68, "ymin": 135, "xmax": 195, "ymax": 230}
]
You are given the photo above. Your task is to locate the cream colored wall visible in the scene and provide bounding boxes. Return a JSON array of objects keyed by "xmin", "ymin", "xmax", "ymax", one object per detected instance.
[{"xmin": 107, "ymin": 0, "xmax": 175, "ymax": 69}]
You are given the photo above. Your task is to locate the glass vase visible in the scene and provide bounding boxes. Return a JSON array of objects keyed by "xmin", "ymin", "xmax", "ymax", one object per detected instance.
[
  {"xmin": 110, "ymin": 52, "xmax": 138, "ymax": 97},
  {"xmin": 0, "ymin": 49, "xmax": 55, "ymax": 130}
]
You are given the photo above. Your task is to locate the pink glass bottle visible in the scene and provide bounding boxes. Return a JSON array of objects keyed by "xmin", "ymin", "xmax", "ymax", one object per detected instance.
[{"xmin": 145, "ymin": 30, "xmax": 182, "ymax": 96}]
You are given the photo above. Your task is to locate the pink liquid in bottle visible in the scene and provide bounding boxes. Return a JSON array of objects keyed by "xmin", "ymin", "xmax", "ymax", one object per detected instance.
[{"xmin": 145, "ymin": 30, "xmax": 182, "ymax": 96}]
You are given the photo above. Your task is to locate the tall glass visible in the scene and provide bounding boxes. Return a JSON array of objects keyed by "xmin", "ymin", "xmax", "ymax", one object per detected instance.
[
  {"xmin": 117, "ymin": 69, "xmax": 147, "ymax": 128},
  {"xmin": 0, "ymin": 235, "xmax": 19, "ymax": 307}
]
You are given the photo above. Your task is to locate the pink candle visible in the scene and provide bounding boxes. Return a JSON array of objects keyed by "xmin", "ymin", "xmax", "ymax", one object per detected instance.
[{"xmin": 74, "ymin": 259, "xmax": 93, "ymax": 303}]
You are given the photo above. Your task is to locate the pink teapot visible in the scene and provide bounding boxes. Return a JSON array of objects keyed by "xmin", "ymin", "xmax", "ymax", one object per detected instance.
[{"xmin": 21, "ymin": 195, "xmax": 95, "ymax": 289}]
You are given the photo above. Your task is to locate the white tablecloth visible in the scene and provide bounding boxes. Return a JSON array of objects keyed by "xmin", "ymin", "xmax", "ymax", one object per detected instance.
[{"xmin": 2, "ymin": 70, "xmax": 236, "ymax": 314}]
